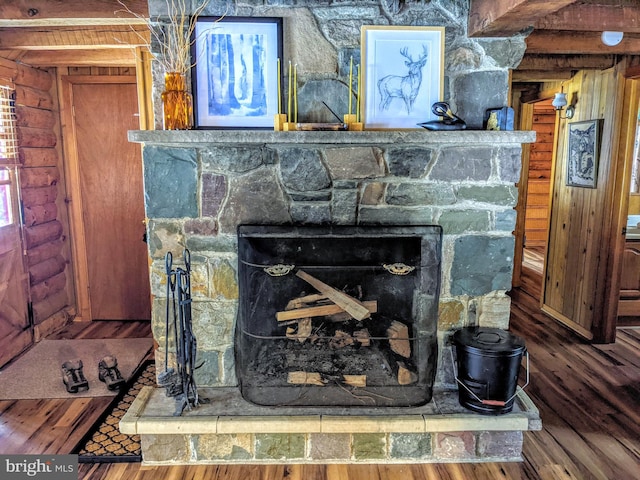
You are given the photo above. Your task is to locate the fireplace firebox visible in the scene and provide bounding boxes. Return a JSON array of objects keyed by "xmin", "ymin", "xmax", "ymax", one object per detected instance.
[{"xmin": 236, "ymin": 225, "xmax": 442, "ymax": 407}]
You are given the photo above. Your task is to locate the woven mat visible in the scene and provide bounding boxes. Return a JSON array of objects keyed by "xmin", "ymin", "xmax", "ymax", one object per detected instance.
[
  {"xmin": 76, "ymin": 362, "xmax": 156, "ymax": 463},
  {"xmin": 0, "ymin": 338, "xmax": 153, "ymax": 399}
]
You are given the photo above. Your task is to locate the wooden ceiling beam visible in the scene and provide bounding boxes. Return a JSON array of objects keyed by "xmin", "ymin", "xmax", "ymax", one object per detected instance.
[
  {"xmin": 0, "ymin": 26, "xmax": 149, "ymax": 50},
  {"xmin": 517, "ymin": 54, "xmax": 617, "ymax": 71},
  {"xmin": 0, "ymin": 0, "xmax": 148, "ymax": 26},
  {"xmin": 11, "ymin": 48, "xmax": 140, "ymax": 67},
  {"xmin": 535, "ymin": 3, "xmax": 640, "ymax": 33},
  {"xmin": 511, "ymin": 70, "xmax": 574, "ymax": 82},
  {"xmin": 468, "ymin": 0, "xmax": 578, "ymax": 37},
  {"xmin": 525, "ymin": 31, "xmax": 640, "ymax": 54}
]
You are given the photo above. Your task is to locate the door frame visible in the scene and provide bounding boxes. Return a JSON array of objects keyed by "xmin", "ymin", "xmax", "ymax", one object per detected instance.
[
  {"xmin": 539, "ymin": 65, "xmax": 639, "ymax": 343},
  {"xmin": 59, "ymin": 75, "xmax": 139, "ymax": 321},
  {"xmin": 604, "ymin": 74, "xmax": 640, "ymax": 335},
  {"xmin": 0, "ymin": 163, "xmax": 33, "ymax": 366},
  {"xmin": 512, "ymin": 102, "xmax": 534, "ymax": 289}
]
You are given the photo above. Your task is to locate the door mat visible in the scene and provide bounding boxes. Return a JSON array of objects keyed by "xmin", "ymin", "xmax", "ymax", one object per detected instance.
[
  {"xmin": 75, "ymin": 361, "xmax": 156, "ymax": 463},
  {"xmin": 0, "ymin": 338, "xmax": 153, "ymax": 399}
]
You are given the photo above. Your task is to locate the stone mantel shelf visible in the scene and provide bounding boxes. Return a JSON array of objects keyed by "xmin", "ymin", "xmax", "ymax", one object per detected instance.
[{"xmin": 128, "ymin": 129, "xmax": 536, "ymax": 147}]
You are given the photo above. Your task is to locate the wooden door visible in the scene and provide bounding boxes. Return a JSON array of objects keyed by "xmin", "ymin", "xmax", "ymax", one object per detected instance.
[
  {"xmin": 0, "ymin": 166, "xmax": 32, "ymax": 366},
  {"xmin": 62, "ymin": 76, "xmax": 150, "ymax": 320}
]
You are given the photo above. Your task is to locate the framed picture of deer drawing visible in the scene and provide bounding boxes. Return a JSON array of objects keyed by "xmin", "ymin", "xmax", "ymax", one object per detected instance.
[
  {"xmin": 360, "ymin": 26, "xmax": 444, "ymax": 130},
  {"xmin": 191, "ymin": 17, "xmax": 283, "ymax": 129}
]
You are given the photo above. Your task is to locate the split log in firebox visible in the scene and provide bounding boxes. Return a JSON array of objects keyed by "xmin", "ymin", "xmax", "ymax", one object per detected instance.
[{"xmin": 295, "ymin": 270, "xmax": 371, "ymax": 320}]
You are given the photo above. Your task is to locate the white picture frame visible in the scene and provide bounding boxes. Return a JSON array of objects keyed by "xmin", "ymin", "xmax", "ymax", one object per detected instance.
[{"xmin": 361, "ymin": 26, "xmax": 444, "ymax": 130}]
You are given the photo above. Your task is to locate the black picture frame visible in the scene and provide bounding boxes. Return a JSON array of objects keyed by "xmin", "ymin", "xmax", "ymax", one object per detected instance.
[
  {"xmin": 191, "ymin": 16, "xmax": 283, "ymax": 129},
  {"xmin": 567, "ymin": 119, "xmax": 602, "ymax": 188}
]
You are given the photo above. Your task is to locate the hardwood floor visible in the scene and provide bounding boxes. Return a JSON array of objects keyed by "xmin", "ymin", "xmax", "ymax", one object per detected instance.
[
  {"xmin": 520, "ymin": 246, "xmax": 545, "ymax": 300},
  {"xmin": 0, "ymin": 321, "xmax": 151, "ymax": 455},
  {"xmin": 1, "ymin": 303, "xmax": 639, "ymax": 480}
]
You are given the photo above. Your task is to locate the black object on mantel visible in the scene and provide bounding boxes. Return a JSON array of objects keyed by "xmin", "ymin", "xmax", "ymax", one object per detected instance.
[
  {"xmin": 418, "ymin": 101, "xmax": 467, "ymax": 131},
  {"xmin": 452, "ymin": 327, "xmax": 527, "ymax": 415}
]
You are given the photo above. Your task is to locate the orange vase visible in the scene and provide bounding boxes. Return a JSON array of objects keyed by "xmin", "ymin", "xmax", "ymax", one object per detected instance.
[{"xmin": 162, "ymin": 72, "xmax": 193, "ymax": 130}]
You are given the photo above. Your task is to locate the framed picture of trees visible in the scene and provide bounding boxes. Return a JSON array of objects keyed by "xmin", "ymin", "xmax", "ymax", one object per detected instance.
[{"xmin": 192, "ymin": 17, "xmax": 283, "ymax": 129}]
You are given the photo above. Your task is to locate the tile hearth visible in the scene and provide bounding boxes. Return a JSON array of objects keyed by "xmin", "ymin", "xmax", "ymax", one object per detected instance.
[{"xmin": 120, "ymin": 354, "xmax": 541, "ymax": 465}]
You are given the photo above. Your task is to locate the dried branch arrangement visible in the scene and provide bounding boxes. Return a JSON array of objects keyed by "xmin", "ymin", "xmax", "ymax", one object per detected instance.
[{"xmin": 118, "ymin": 0, "xmax": 221, "ymax": 74}]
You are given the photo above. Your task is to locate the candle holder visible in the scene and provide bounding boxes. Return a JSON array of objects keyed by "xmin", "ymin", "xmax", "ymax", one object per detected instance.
[
  {"xmin": 274, "ymin": 114, "xmax": 287, "ymax": 131},
  {"xmin": 343, "ymin": 114, "xmax": 357, "ymax": 124},
  {"xmin": 343, "ymin": 114, "xmax": 363, "ymax": 131},
  {"xmin": 283, "ymin": 122, "xmax": 298, "ymax": 131}
]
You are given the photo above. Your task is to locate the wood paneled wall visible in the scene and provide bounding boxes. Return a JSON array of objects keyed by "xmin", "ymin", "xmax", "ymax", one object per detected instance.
[
  {"xmin": 524, "ymin": 100, "xmax": 555, "ymax": 246},
  {"xmin": 0, "ymin": 57, "xmax": 73, "ymax": 340},
  {"xmin": 543, "ymin": 68, "xmax": 622, "ymax": 340}
]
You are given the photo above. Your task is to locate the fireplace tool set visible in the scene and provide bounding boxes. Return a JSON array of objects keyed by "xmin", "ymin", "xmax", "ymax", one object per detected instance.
[{"xmin": 158, "ymin": 249, "xmax": 204, "ymax": 416}]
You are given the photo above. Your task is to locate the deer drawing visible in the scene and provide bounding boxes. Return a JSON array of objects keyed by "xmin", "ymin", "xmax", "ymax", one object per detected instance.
[{"xmin": 377, "ymin": 45, "xmax": 428, "ymax": 114}]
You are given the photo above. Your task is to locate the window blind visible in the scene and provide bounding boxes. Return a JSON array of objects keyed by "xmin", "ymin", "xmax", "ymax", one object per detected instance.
[{"xmin": 0, "ymin": 85, "xmax": 18, "ymax": 163}]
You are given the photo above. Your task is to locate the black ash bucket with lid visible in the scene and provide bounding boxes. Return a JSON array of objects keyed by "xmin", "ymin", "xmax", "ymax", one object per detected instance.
[{"xmin": 452, "ymin": 327, "xmax": 527, "ymax": 415}]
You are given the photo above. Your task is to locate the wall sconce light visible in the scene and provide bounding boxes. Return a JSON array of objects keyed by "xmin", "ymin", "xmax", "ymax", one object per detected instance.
[{"xmin": 552, "ymin": 92, "xmax": 575, "ymax": 119}]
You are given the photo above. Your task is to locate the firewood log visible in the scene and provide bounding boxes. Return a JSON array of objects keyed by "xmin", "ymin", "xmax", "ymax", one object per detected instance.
[
  {"xmin": 285, "ymin": 293, "xmax": 327, "ymax": 310},
  {"xmin": 285, "ymin": 318, "xmax": 312, "ymax": 343},
  {"xmin": 354, "ymin": 328, "xmax": 371, "ymax": 346},
  {"xmin": 329, "ymin": 330, "xmax": 354, "ymax": 349},
  {"xmin": 397, "ymin": 361, "xmax": 418, "ymax": 385},
  {"xmin": 277, "ymin": 300, "xmax": 377, "ymax": 321},
  {"xmin": 342, "ymin": 375, "xmax": 367, "ymax": 387},
  {"xmin": 295, "ymin": 270, "xmax": 371, "ymax": 320},
  {"xmin": 287, "ymin": 371, "xmax": 327, "ymax": 385},
  {"xmin": 387, "ymin": 321, "xmax": 411, "ymax": 358}
]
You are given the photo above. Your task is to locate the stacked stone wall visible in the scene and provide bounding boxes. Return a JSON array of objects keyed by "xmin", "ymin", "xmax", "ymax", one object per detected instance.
[
  {"xmin": 135, "ymin": 130, "xmax": 533, "ymax": 387},
  {"xmin": 148, "ymin": 0, "xmax": 527, "ymax": 130}
]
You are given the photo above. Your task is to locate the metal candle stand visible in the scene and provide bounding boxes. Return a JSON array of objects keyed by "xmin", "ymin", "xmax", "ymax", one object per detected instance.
[{"xmin": 158, "ymin": 249, "xmax": 205, "ymax": 416}]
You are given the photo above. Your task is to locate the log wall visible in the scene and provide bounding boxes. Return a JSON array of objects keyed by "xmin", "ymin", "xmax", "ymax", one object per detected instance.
[{"xmin": 1, "ymin": 57, "xmax": 74, "ymax": 339}]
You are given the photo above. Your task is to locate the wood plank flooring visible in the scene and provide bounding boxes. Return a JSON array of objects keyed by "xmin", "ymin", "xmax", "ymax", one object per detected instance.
[
  {"xmin": 520, "ymin": 246, "xmax": 545, "ymax": 301},
  {"xmin": 0, "ymin": 321, "xmax": 151, "ymax": 455},
  {"xmin": 1, "ymin": 300, "xmax": 639, "ymax": 480}
]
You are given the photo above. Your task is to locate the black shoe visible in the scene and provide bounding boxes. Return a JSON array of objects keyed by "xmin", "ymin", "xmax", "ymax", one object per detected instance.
[
  {"xmin": 98, "ymin": 355, "xmax": 126, "ymax": 390},
  {"xmin": 61, "ymin": 359, "xmax": 89, "ymax": 393}
]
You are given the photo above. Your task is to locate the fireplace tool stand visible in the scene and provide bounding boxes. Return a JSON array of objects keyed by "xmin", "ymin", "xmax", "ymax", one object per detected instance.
[{"xmin": 159, "ymin": 249, "xmax": 205, "ymax": 416}]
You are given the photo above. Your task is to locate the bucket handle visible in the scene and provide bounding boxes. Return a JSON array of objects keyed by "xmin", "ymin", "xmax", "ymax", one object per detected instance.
[{"xmin": 449, "ymin": 347, "xmax": 529, "ymax": 407}]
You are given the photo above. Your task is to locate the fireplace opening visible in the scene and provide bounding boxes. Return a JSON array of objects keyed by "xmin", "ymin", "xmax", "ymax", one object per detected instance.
[{"xmin": 236, "ymin": 225, "xmax": 442, "ymax": 407}]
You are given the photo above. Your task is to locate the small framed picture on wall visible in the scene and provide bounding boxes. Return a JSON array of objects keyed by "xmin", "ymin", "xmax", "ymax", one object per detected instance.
[{"xmin": 566, "ymin": 119, "xmax": 603, "ymax": 188}]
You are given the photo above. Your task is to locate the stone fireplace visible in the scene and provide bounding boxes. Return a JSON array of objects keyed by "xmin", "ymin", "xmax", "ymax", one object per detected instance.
[
  {"xmin": 120, "ymin": 129, "xmax": 541, "ymax": 464},
  {"xmin": 120, "ymin": 0, "xmax": 541, "ymax": 465}
]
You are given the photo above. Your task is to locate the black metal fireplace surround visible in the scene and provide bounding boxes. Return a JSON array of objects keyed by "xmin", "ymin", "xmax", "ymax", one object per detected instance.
[{"xmin": 236, "ymin": 225, "xmax": 442, "ymax": 407}]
